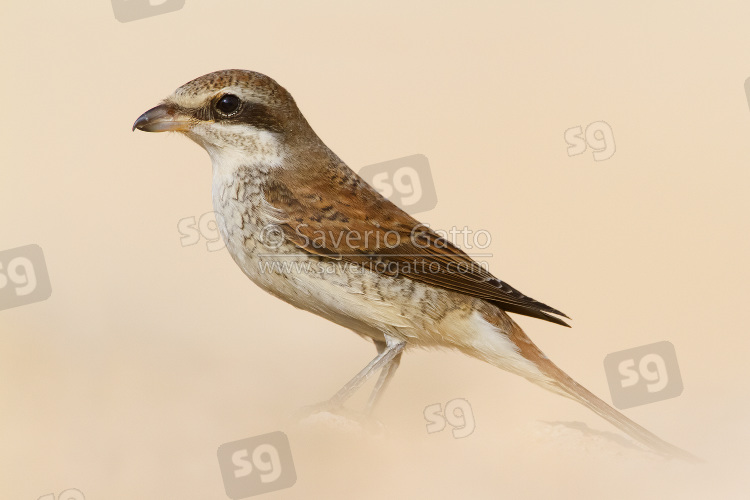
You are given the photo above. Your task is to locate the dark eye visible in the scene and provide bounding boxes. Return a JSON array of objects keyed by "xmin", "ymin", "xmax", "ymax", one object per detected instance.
[{"xmin": 215, "ymin": 94, "xmax": 241, "ymax": 116}]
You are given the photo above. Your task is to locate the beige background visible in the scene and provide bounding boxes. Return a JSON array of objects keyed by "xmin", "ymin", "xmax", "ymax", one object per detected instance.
[{"xmin": 2, "ymin": 1, "xmax": 749, "ymax": 498}]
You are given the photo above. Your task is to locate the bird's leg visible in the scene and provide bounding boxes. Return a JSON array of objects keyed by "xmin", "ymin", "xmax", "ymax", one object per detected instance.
[
  {"xmin": 364, "ymin": 340, "xmax": 403, "ymax": 414},
  {"xmin": 294, "ymin": 338, "xmax": 405, "ymax": 423},
  {"xmin": 326, "ymin": 338, "xmax": 405, "ymax": 409}
]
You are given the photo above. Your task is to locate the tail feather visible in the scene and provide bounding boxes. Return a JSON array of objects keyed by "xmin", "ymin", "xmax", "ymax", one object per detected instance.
[
  {"xmin": 477, "ymin": 310, "xmax": 700, "ymax": 462},
  {"xmin": 534, "ymin": 352, "xmax": 700, "ymax": 462}
]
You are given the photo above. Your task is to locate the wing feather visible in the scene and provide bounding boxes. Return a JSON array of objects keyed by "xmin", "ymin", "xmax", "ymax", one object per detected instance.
[{"xmin": 264, "ymin": 159, "xmax": 569, "ymax": 327}]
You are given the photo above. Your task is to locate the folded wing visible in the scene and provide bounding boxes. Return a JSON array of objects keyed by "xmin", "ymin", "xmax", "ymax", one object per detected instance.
[{"xmin": 264, "ymin": 159, "xmax": 570, "ymax": 327}]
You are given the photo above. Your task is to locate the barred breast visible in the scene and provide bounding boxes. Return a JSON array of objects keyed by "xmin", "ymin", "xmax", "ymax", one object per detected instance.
[{"xmin": 210, "ymin": 165, "xmax": 506, "ymax": 352}]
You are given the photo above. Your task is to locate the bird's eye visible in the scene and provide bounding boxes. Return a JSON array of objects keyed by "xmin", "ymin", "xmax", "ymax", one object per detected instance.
[{"xmin": 215, "ymin": 94, "xmax": 241, "ymax": 116}]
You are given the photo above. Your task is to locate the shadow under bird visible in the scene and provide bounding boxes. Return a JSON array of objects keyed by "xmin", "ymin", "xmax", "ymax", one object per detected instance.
[{"xmin": 134, "ymin": 69, "xmax": 697, "ymax": 461}]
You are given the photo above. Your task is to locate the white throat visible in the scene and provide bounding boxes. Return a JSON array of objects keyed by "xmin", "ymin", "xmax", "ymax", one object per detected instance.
[{"xmin": 186, "ymin": 122, "xmax": 286, "ymax": 184}]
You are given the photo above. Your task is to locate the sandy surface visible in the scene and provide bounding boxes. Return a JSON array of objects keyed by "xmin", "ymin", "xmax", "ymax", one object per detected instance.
[{"xmin": 2, "ymin": 1, "xmax": 750, "ymax": 499}]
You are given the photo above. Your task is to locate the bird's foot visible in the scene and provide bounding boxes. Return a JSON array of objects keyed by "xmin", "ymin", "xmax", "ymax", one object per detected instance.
[
  {"xmin": 291, "ymin": 401, "xmax": 386, "ymax": 437},
  {"xmin": 292, "ymin": 400, "xmax": 343, "ymax": 419}
]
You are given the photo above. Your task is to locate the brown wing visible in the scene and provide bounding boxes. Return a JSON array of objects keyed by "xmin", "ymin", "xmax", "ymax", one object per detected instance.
[{"xmin": 265, "ymin": 158, "xmax": 570, "ymax": 326}]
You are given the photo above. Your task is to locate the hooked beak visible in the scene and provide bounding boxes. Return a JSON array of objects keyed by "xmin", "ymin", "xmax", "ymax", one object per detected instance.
[{"xmin": 132, "ymin": 103, "xmax": 192, "ymax": 132}]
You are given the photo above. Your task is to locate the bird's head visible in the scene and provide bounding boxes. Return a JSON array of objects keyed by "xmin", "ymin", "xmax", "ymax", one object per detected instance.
[{"xmin": 133, "ymin": 69, "xmax": 315, "ymax": 169}]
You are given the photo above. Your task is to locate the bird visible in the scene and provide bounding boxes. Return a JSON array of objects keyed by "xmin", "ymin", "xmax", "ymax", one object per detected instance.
[{"xmin": 133, "ymin": 69, "xmax": 696, "ymax": 461}]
